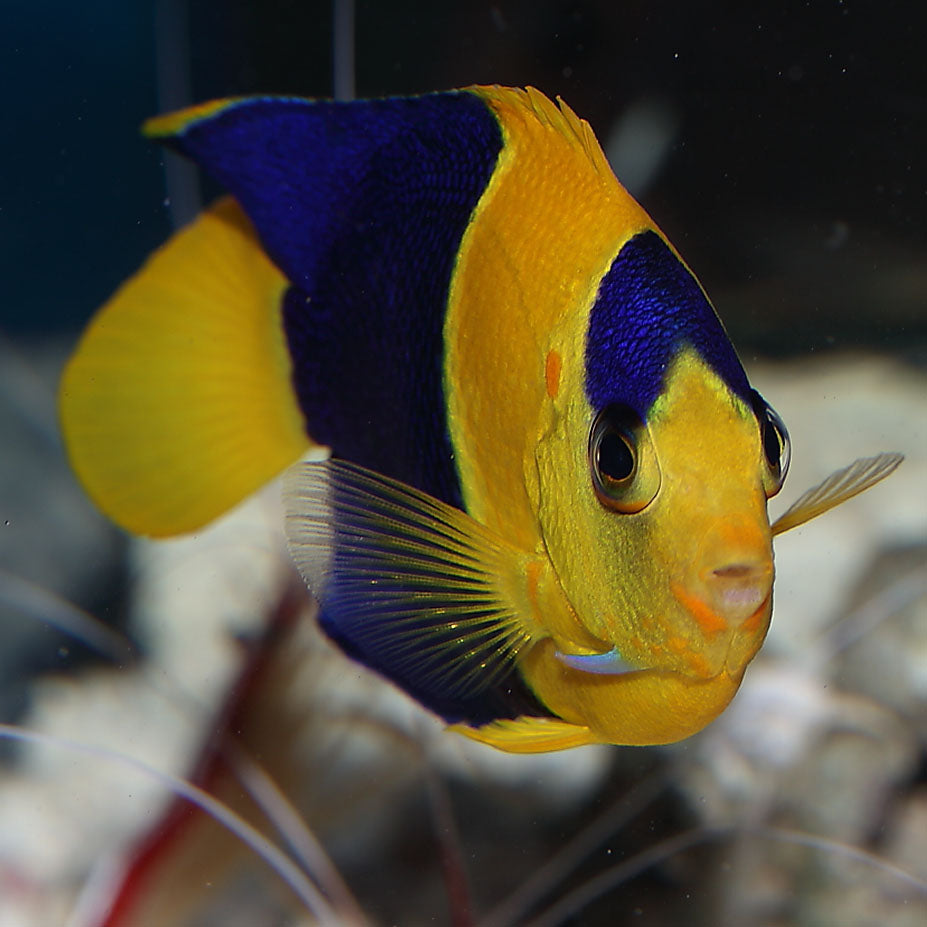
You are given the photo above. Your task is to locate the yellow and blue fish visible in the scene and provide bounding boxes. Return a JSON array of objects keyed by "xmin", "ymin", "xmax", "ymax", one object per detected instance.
[{"xmin": 59, "ymin": 86, "xmax": 900, "ymax": 753}]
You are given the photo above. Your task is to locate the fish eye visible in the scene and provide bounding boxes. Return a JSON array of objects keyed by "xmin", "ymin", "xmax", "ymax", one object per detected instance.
[
  {"xmin": 751, "ymin": 389, "xmax": 791, "ymax": 496},
  {"xmin": 589, "ymin": 404, "xmax": 660, "ymax": 512}
]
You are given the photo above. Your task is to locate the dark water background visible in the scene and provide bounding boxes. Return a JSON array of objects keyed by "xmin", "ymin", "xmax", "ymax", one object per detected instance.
[{"xmin": 4, "ymin": 0, "xmax": 926, "ymax": 357}]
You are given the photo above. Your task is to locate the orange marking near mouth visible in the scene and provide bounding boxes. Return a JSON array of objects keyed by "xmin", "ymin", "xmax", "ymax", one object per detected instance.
[
  {"xmin": 545, "ymin": 349, "xmax": 562, "ymax": 398},
  {"xmin": 741, "ymin": 599, "xmax": 768, "ymax": 632},
  {"xmin": 671, "ymin": 582, "xmax": 728, "ymax": 635}
]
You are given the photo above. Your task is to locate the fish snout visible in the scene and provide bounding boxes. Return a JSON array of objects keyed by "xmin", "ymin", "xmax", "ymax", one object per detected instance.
[{"xmin": 702, "ymin": 559, "xmax": 773, "ymax": 628}]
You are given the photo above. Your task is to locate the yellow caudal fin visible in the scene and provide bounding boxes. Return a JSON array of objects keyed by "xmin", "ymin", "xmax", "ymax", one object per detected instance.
[{"xmin": 59, "ymin": 197, "xmax": 311, "ymax": 537}]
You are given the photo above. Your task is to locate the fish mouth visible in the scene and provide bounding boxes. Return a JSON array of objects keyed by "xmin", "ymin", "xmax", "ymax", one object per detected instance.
[{"xmin": 672, "ymin": 566, "xmax": 773, "ymax": 636}]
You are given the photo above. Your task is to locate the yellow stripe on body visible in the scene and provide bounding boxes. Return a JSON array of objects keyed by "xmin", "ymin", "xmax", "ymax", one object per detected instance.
[
  {"xmin": 443, "ymin": 86, "xmax": 654, "ymax": 554},
  {"xmin": 59, "ymin": 197, "xmax": 310, "ymax": 537}
]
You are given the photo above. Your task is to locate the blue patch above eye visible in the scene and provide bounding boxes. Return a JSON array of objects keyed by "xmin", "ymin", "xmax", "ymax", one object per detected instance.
[{"xmin": 584, "ymin": 231, "xmax": 751, "ymax": 414}]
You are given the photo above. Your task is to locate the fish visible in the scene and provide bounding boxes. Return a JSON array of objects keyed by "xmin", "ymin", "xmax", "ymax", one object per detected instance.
[{"xmin": 58, "ymin": 85, "xmax": 902, "ymax": 753}]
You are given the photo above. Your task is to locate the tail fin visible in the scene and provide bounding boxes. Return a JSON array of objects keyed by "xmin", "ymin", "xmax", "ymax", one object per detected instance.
[{"xmin": 59, "ymin": 197, "xmax": 310, "ymax": 537}]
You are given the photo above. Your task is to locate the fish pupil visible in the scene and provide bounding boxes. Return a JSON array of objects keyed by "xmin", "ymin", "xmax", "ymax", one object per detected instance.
[{"xmin": 598, "ymin": 431, "xmax": 635, "ymax": 483}]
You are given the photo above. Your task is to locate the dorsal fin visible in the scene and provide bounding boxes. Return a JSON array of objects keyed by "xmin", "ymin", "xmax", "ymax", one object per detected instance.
[
  {"xmin": 142, "ymin": 91, "xmax": 506, "ymax": 301},
  {"xmin": 473, "ymin": 84, "xmax": 615, "ymax": 180}
]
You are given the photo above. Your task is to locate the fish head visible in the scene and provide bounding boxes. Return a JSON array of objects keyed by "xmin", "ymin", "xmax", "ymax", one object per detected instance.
[
  {"xmin": 531, "ymin": 232, "xmax": 790, "ymax": 706},
  {"xmin": 535, "ymin": 345, "xmax": 788, "ymax": 685}
]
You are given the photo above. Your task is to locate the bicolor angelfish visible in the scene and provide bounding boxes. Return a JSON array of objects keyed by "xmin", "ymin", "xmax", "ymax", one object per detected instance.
[{"xmin": 59, "ymin": 86, "xmax": 901, "ymax": 752}]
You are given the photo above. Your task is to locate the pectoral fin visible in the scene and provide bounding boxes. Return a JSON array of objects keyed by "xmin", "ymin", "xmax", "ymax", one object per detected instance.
[
  {"xmin": 283, "ymin": 460, "xmax": 541, "ymax": 723},
  {"xmin": 771, "ymin": 452, "xmax": 903, "ymax": 536}
]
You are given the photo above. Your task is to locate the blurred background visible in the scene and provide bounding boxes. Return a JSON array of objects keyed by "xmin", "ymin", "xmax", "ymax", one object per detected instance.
[
  {"xmin": 5, "ymin": 0, "xmax": 927, "ymax": 351},
  {"xmin": 1, "ymin": 1, "xmax": 925, "ymax": 925}
]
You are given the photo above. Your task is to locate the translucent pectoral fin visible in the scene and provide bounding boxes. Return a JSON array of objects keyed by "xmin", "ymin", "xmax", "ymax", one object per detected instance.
[
  {"xmin": 771, "ymin": 452, "xmax": 903, "ymax": 536},
  {"xmin": 450, "ymin": 716, "xmax": 601, "ymax": 753},
  {"xmin": 283, "ymin": 460, "xmax": 537, "ymax": 716}
]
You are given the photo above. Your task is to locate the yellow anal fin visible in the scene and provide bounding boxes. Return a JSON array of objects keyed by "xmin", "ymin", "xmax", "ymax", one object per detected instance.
[
  {"xmin": 450, "ymin": 716, "xmax": 601, "ymax": 754},
  {"xmin": 59, "ymin": 197, "xmax": 311, "ymax": 537}
]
